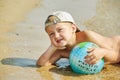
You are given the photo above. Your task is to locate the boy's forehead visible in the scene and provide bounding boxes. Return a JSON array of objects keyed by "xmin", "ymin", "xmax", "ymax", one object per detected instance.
[
  {"xmin": 46, "ymin": 23, "xmax": 61, "ymax": 30},
  {"xmin": 45, "ymin": 23, "xmax": 70, "ymax": 32}
]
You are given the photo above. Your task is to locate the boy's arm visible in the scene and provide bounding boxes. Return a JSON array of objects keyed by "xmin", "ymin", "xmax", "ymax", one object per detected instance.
[
  {"xmin": 103, "ymin": 48, "xmax": 119, "ymax": 63},
  {"xmin": 84, "ymin": 30, "xmax": 119, "ymax": 64},
  {"xmin": 36, "ymin": 45, "xmax": 61, "ymax": 66},
  {"xmin": 85, "ymin": 47, "xmax": 118, "ymax": 64}
]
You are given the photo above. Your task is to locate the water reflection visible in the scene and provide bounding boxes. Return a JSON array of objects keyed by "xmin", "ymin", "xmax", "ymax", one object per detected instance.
[{"xmin": 1, "ymin": 58, "xmax": 37, "ymax": 67}]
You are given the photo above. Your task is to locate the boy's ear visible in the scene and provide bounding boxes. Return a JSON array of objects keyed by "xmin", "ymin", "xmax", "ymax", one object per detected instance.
[{"xmin": 71, "ymin": 24, "xmax": 77, "ymax": 32}]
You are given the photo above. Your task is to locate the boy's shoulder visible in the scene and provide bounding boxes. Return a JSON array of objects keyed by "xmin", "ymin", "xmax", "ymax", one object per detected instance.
[
  {"xmin": 76, "ymin": 30, "xmax": 95, "ymax": 34},
  {"xmin": 76, "ymin": 30, "xmax": 105, "ymax": 42},
  {"xmin": 83, "ymin": 30, "xmax": 97, "ymax": 35},
  {"xmin": 76, "ymin": 30, "xmax": 99, "ymax": 37}
]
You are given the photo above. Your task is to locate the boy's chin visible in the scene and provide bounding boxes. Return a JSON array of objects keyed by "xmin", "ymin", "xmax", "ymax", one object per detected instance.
[
  {"xmin": 56, "ymin": 45, "xmax": 66, "ymax": 50},
  {"xmin": 55, "ymin": 42, "xmax": 67, "ymax": 49}
]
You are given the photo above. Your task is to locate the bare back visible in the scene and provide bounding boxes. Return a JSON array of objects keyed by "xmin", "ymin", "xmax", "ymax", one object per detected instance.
[{"xmin": 76, "ymin": 30, "xmax": 120, "ymax": 63}]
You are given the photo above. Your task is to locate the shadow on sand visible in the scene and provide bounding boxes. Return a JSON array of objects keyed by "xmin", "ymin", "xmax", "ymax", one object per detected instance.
[
  {"xmin": 49, "ymin": 66, "xmax": 87, "ymax": 77},
  {"xmin": 1, "ymin": 57, "xmax": 38, "ymax": 68}
]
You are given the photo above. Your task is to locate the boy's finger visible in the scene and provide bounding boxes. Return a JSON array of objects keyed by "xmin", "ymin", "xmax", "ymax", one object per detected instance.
[
  {"xmin": 85, "ymin": 57, "xmax": 97, "ymax": 65},
  {"xmin": 89, "ymin": 58, "xmax": 97, "ymax": 64},
  {"xmin": 84, "ymin": 52, "xmax": 93, "ymax": 59},
  {"xmin": 87, "ymin": 48, "xmax": 94, "ymax": 53}
]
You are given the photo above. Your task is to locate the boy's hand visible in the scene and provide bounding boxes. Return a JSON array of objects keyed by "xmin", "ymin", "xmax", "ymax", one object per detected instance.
[
  {"xmin": 85, "ymin": 48, "xmax": 105, "ymax": 64},
  {"xmin": 51, "ymin": 44, "xmax": 66, "ymax": 51},
  {"xmin": 57, "ymin": 46, "xmax": 66, "ymax": 50}
]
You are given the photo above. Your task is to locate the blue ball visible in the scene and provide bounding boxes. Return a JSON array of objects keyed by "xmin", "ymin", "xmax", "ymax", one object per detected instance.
[{"xmin": 69, "ymin": 42, "xmax": 104, "ymax": 74}]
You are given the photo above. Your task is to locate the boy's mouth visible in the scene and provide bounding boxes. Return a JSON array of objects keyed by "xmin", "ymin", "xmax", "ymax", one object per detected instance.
[{"xmin": 56, "ymin": 39, "xmax": 63, "ymax": 43}]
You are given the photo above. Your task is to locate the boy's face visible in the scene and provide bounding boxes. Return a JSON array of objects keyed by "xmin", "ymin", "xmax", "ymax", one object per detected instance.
[{"xmin": 46, "ymin": 23, "xmax": 76, "ymax": 48}]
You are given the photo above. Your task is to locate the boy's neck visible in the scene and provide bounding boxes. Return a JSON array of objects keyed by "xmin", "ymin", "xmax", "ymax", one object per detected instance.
[
  {"xmin": 66, "ymin": 31, "xmax": 88, "ymax": 50},
  {"xmin": 76, "ymin": 31, "xmax": 87, "ymax": 43},
  {"xmin": 66, "ymin": 33, "xmax": 77, "ymax": 50}
]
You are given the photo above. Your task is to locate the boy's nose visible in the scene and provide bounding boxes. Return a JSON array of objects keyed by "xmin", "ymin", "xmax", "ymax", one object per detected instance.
[{"xmin": 55, "ymin": 32, "xmax": 60, "ymax": 39}]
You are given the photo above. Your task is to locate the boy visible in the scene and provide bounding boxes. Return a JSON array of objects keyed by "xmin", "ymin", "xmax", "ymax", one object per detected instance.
[{"xmin": 37, "ymin": 11, "xmax": 120, "ymax": 66}]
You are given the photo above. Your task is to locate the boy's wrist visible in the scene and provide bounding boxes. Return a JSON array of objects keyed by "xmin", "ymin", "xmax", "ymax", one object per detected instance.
[
  {"xmin": 49, "ymin": 45, "xmax": 57, "ymax": 52},
  {"xmin": 50, "ymin": 44, "xmax": 66, "ymax": 51}
]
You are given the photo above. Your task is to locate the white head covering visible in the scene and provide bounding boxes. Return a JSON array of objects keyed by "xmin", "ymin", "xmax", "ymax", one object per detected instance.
[
  {"xmin": 45, "ymin": 11, "xmax": 80, "ymax": 32},
  {"xmin": 53, "ymin": 11, "xmax": 75, "ymax": 24}
]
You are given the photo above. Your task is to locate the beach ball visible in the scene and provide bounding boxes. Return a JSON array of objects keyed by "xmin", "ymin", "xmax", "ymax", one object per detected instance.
[{"xmin": 69, "ymin": 42, "xmax": 104, "ymax": 74}]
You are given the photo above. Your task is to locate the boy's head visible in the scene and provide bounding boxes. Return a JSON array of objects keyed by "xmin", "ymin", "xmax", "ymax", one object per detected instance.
[
  {"xmin": 44, "ymin": 11, "xmax": 80, "ymax": 48},
  {"xmin": 45, "ymin": 11, "xmax": 80, "ymax": 32}
]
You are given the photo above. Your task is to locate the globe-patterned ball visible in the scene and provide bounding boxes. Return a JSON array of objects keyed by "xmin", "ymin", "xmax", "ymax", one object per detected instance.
[{"xmin": 69, "ymin": 42, "xmax": 104, "ymax": 74}]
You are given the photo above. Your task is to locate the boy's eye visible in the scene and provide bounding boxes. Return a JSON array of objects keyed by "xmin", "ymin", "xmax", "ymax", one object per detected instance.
[
  {"xmin": 49, "ymin": 32, "xmax": 54, "ymax": 36},
  {"xmin": 58, "ymin": 28, "xmax": 63, "ymax": 32}
]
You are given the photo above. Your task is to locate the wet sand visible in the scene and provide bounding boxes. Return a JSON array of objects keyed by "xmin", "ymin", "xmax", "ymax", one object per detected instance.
[
  {"xmin": 0, "ymin": 0, "xmax": 120, "ymax": 80},
  {"xmin": 37, "ymin": 64, "xmax": 120, "ymax": 80}
]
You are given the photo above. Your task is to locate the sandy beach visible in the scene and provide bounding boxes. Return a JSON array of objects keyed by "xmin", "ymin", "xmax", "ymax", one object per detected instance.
[{"xmin": 0, "ymin": 0, "xmax": 120, "ymax": 80}]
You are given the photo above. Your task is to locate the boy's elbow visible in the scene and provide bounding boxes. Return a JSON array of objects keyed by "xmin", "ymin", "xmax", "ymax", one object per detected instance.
[
  {"xmin": 36, "ymin": 60, "xmax": 51, "ymax": 67},
  {"xmin": 104, "ymin": 55, "xmax": 119, "ymax": 64},
  {"xmin": 36, "ymin": 60, "xmax": 45, "ymax": 66},
  {"xmin": 36, "ymin": 61, "xmax": 42, "ymax": 66}
]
